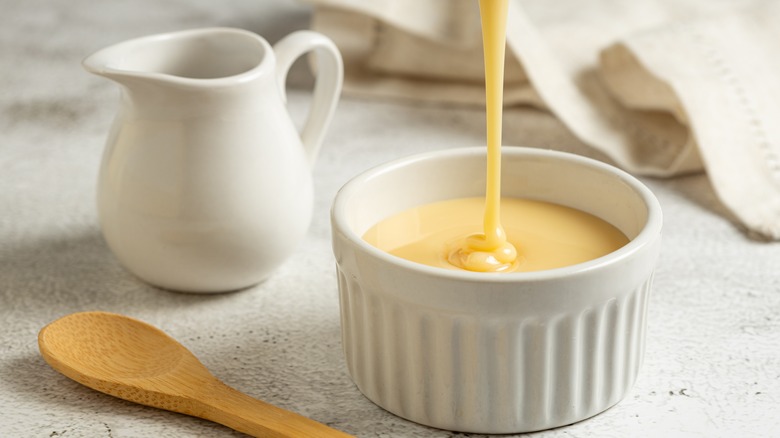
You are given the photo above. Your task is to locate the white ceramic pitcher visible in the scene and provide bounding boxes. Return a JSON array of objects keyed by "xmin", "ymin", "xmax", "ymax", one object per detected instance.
[{"xmin": 83, "ymin": 28, "xmax": 343, "ymax": 292}]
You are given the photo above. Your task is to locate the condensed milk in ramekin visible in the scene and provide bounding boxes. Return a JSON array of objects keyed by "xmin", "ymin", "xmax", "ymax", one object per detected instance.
[{"xmin": 331, "ymin": 146, "xmax": 662, "ymax": 433}]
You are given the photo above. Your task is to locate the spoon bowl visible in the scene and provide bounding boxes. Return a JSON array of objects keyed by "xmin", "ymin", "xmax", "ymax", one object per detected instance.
[{"xmin": 38, "ymin": 311, "xmax": 352, "ymax": 438}]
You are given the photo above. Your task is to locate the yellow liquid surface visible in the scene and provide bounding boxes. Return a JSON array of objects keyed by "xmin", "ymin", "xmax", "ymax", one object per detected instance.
[{"xmin": 363, "ymin": 198, "xmax": 629, "ymax": 273}]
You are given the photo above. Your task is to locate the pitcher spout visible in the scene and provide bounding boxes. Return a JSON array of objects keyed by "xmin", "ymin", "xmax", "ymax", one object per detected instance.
[
  {"xmin": 82, "ymin": 45, "xmax": 131, "ymax": 83},
  {"xmin": 82, "ymin": 27, "xmax": 272, "ymax": 88},
  {"xmin": 82, "ymin": 48, "xmax": 106, "ymax": 76}
]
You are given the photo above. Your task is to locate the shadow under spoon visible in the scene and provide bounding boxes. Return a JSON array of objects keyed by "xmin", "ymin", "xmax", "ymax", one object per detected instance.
[{"xmin": 38, "ymin": 311, "xmax": 353, "ymax": 438}]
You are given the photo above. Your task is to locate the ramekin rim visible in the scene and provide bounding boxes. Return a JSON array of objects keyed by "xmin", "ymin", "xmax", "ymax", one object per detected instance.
[{"xmin": 331, "ymin": 146, "xmax": 663, "ymax": 283}]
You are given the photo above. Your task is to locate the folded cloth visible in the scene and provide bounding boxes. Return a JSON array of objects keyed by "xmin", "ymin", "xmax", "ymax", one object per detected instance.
[{"xmin": 303, "ymin": 0, "xmax": 780, "ymax": 240}]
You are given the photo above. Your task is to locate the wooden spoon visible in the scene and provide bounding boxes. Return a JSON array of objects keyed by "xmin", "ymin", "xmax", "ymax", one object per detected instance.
[{"xmin": 38, "ymin": 311, "xmax": 353, "ymax": 437}]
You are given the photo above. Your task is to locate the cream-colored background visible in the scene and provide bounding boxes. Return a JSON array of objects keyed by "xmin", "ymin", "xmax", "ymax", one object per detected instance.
[
  {"xmin": 1, "ymin": 1, "xmax": 778, "ymax": 437},
  {"xmin": 306, "ymin": 0, "xmax": 780, "ymax": 240}
]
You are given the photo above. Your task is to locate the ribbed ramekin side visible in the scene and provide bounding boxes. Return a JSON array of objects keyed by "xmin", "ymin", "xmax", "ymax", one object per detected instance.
[{"xmin": 337, "ymin": 266, "xmax": 654, "ymax": 433}]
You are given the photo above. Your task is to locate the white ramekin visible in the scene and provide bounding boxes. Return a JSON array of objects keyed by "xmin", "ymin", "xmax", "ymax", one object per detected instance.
[{"xmin": 331, "ymin": 147, "xmax": 662, "ymax": 434}]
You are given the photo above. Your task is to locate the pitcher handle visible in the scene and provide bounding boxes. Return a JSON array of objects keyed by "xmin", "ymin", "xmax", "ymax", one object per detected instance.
[{"xmin": 274, "ymin": 31, "xmax": 343, "ymax": 168}]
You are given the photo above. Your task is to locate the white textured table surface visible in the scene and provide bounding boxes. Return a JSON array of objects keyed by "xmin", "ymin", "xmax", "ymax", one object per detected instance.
[{"xmin": 2, "ymin": 1, "xmax": 779, "ymax": 437}]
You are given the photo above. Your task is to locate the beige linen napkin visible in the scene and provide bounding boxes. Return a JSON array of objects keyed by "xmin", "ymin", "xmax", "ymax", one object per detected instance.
[{"xmin": 303, "ymin": 0, "xmax": 780, "ymax": 240}]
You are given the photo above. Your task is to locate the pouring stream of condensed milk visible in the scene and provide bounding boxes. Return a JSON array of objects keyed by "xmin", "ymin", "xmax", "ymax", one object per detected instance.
[
  {"xmin": 448, "ymin": 0, "xmax": 517, "ymax": 272},
  {"xmin": 362, "ymin": 0, "xmax": 629, "ymax": 273}
]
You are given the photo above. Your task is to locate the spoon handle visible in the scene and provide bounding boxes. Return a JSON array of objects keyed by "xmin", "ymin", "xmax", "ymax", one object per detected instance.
[{"xmin": 197, "ymin": 380, "xmax": 354, "ymax": 438}]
